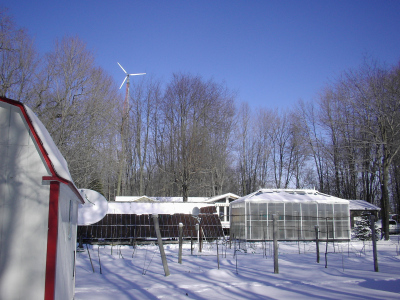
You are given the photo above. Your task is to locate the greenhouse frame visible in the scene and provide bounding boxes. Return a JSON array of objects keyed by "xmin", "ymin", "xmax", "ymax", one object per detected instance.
[{"xmin": 230, "ymin": 189, "xmax": 351, "ymax": 241}]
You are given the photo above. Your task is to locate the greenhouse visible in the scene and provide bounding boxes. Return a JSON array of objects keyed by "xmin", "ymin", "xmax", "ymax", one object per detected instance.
[{"xmin": 230, "ymin": 189, "xmax": 350, "ymax": 241}]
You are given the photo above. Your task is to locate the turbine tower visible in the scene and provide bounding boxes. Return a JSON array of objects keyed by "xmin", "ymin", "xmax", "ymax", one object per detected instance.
[
  {"xmin": 117, "ymin": 62, "xmax": 145, "ymax": 197},
  {"xmin": 118, "ymin": 62, "xmax": 145, "ymax": 117}
]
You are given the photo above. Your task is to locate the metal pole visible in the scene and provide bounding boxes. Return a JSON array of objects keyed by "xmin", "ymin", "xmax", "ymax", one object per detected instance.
[
  {"xmin": 178, "ymin": 223, "xmax": 183, "ymax": 264},
  {"xmin": 273, "ymin": 214, "xmax": 279, "ymax": 274},
  {"xmin": 152, "ymin": 214, "xmax": 170, "ymax": 276}
]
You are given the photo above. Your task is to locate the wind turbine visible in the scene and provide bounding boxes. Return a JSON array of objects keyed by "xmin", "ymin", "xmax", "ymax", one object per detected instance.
[
  {"xmin": 116, "ymin": 62, "xmax": 145, "ymax": 197},
  {"xmin": 117, "ymin": 62, "xmax": 145, "ymax": 116}
]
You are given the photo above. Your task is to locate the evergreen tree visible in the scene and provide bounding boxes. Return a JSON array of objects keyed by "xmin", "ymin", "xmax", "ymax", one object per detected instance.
[{"xmin": 353, "ymin": 215, "xmax": 380, "ymax": 240}]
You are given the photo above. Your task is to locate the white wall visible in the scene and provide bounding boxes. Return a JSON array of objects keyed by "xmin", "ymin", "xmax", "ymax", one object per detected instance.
[
  {"xmin": 55, "ymin": 184, "xmax": 80, "ymax": 300},
  {"xmin": 0, "ymin": 102, "xmax": 51, "ymax": 299}
]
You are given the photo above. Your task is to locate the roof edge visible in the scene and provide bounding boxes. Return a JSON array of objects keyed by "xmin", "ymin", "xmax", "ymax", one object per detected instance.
[{"xmin": 1, "ymin": 97, "xmax": 84, "ymax": 204}]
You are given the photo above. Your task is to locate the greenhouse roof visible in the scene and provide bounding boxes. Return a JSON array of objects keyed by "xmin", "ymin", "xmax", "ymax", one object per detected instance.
[
  {"xmin": 232, "ymin": 189, "xmax": 349, "ymax": 204},
  {"xmin": 348, "ymin": 200, "xmax": 381, "ymax": 211}
]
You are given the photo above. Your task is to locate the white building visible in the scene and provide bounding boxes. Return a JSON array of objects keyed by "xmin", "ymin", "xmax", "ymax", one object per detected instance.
[
  {"xmin": 0, "ymin": 98, "xmax": 84, "ymax": 300},
  {"xmin": 203, "ymin": 193, "xmax": 240, "ymax": 230}
]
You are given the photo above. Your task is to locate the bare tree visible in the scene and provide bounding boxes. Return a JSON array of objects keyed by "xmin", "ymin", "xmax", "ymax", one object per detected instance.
[
  {"xmin": 344, "ymin": 61, "xmax": 400, "ymax": 240},
  {"xmin": 155, "ymin": 73, "xmax": 235, "ymax": 201},
  {"xmin": 26, "ymin": 36, "xmax": 121, "ymax": 192},
  {"xmin": 0, "ymin": 7, "xmax": 38, "ymax": 100},
  {"xmin": 122, "ymin": 77, "xmax": 162, "ymax": 196},
  {"xmin": 297, "ymin": 100, "xmax": 331, "ymax": 192}
]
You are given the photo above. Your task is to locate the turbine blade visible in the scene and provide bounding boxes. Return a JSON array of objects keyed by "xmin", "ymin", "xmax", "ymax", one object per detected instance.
[
  {"xmin": 129, "ymin": 73, "xmax": 146, "ymax": 76},
  {"xmin": 119, "ymin": 76, "xmax": 127, "ymax": 89},
  {"xmin": 117, "ymin": 62, "xmax": 127, "ymax": 74}
]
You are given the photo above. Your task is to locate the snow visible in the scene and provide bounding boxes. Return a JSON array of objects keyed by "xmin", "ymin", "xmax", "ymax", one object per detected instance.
[
  {"xmin": 233, "ymin": 189, "xmax": 349, "ymax": 204},
  {"xmin": 155, "ymin": 197, "xmax": 209, "ymax": 203},
  {"xmin": 116, "ymin": 197, "xmax": 210, "ymax": 202},
  {"xmin": 204, "ymin": 193, "xmax": 240, "ymax": 203},
  {"xmin": 348, "ymin": 200, "xmax": 381, "ymax": 211},
  {"xmin": 75, "ymin": 238, "xmax": 400, "ymax": 299},
  {"xmin": 107, "ymin": 202, "xmax": 212, "ymax": 215},
  {"xmin": 24, "ymin": 105, "xmax": 74, "ymax": 182}
]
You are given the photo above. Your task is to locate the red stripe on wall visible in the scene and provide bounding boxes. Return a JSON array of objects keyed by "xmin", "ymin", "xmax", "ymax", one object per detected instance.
[{"xmin": 44, "ymin": 181, "xmax": 60, "ymax": 300}]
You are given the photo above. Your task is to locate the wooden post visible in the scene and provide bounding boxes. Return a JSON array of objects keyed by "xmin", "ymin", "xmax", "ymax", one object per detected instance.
[
  {"xmin": 315, "ymin": 225, "xmax": 320, "ymax": 263},
  {"xmin": 273, "ymin": 214, "xmax": 279, "ymax": 274},
  {"xmin": 152, "ymin": 214, "xmax": 170, "ymax": 276},
  {"xmin": 200, "ymin": 225, "xmax": 203, "ymax": 253},
  {"xmin": 370, "ymin": 215, "xmax": 379, "ymax": 272},
  {"xmin": 196, "ymin": 223, "xmax": 199, "ymax": 252},
  {"xmin": 78, "ymin": 234, "xmax": 83, "ymax": 249},
  {"xmin": 178, "ymin": 223, "xmax": 183, "ymax": 264},
  {"xmin": 196, "ymin": 223, "xmax": 202, "ymax": 253},
  {"xmin": 98, "ymin": 246, "xmax": 102, "ymax": 274},
  {"xmin": 217, "ymin": 241, "xmax": 220, "ymax": 269},
  {"xmin": 86, "ymin": 244, "xmax": 94, "ymax": 273},
  {"xmin": 325, "ymin": 220, "xmax": 329, "ymax": 268}
]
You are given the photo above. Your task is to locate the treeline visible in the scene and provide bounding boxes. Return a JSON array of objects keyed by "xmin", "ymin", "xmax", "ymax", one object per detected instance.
[{"xmin": 1, "ymin": 8, "xmax": 400, "ymax": 238}]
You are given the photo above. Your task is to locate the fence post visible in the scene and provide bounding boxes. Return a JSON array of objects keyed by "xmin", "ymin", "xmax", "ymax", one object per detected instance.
[
  {"xmin": 199, "ymin": 224, "xmax": 203, "ymax": 253},
  {"xmin": 273, "ymin": 214, "xmax": 279, "ymax": 274},
  {"xmin": 196, "ymin": 223, "xmax": 201, "ymax": 252},
  {"xmin": 217, "ymin": 241, "xmax": 220, "ymax": 269},
  {"xmin": 315, "ymin": 225, "xmax": 320, "ymax": 263},
  {"xmin": 370, "ymin": 215, "xmax": 379, "ymax": 272},
  {"xmin": 86, "ymin": 244, "xmax": 94, "ymax": 273},
  {"xmin": 325, "ymin": 221, "xmax": 329, "ymax": 268},
  {"xmin": 178, "ymin": 223, "xmax": 183, "ymax": 264},
  {"xmin": 98, "ymin": 246, "xmax": 102, "ymax": 274},
  {"xmin": 152, "ymin": 214, "xmax": 170, "ymax": 276}
]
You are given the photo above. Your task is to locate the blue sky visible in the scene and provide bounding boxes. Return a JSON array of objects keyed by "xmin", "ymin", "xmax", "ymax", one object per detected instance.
[{"xmin": 4, "ymin": 0, "xmax": 400, "ymax": 109}]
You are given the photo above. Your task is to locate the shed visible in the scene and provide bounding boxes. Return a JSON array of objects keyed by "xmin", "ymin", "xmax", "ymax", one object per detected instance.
[
  {"xmin": 230, "ymin": 189, "xmax": 350, "ymax": 241},
  {"xmin": 204, "ymin": 193, "xmax": 239, "ymax": 228},
  {"xmin": 0, "ymin": 97, "xmax": 84, "ymax": 300},
  {"xmin": 348, "ymin": 200, "xmax": 381, "ymax": 228}
]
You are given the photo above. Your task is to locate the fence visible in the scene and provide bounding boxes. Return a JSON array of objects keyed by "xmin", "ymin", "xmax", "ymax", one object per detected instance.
[{"xmin": 78, "ymin": 213, "xmax": 224, "ymax": 243}]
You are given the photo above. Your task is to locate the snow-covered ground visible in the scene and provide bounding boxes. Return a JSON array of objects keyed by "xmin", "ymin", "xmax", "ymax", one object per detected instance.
[{"xmin": 75, "ymin": 237, "xmax": 400, "ymax": 299}]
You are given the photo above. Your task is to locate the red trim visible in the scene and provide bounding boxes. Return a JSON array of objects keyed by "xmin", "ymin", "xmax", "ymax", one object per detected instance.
[
  {"xmin": 0, "ymin": 97, "xmax": 84, "ymax": 204},
  {"xmin": 44, "ymin": 181, "xmax": 60, "ymax": 300},
  {"xmin": 42, "ymin": 176, "xmax": 68, "ymax": 184}
]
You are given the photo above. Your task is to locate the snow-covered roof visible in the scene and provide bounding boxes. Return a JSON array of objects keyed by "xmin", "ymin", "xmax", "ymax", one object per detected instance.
[
  {"xmin": 107, "ymin": 202, "xmax": 212, "ymax": 215},
  {"xmin": 232, "ymin": 189, "xmax": 349, "ymax": 204},
  {"xmin": 115, "ymin": 196, "xmax": 209, "ymax": 203},
  {"xmin": 24, "ymin": 105, "xmax": 74, "ymax": 183},
  {"xmin": 204, "ymin": 193, "xmax": 240, "ymax": 203},
  {"xmin": 348, "ymin": 200, "xmax": 381, "ymax": 211},
  {"xmin": 0, "ymin": 98, "xmax": 83, "ymax": 203},
  {"xmin": 116, "ymin": 196, "xmax": 155, "ymax": 202},
  {"xmin": 155, "ymin": 196, "xmax": 210, "ymax": 202}
]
